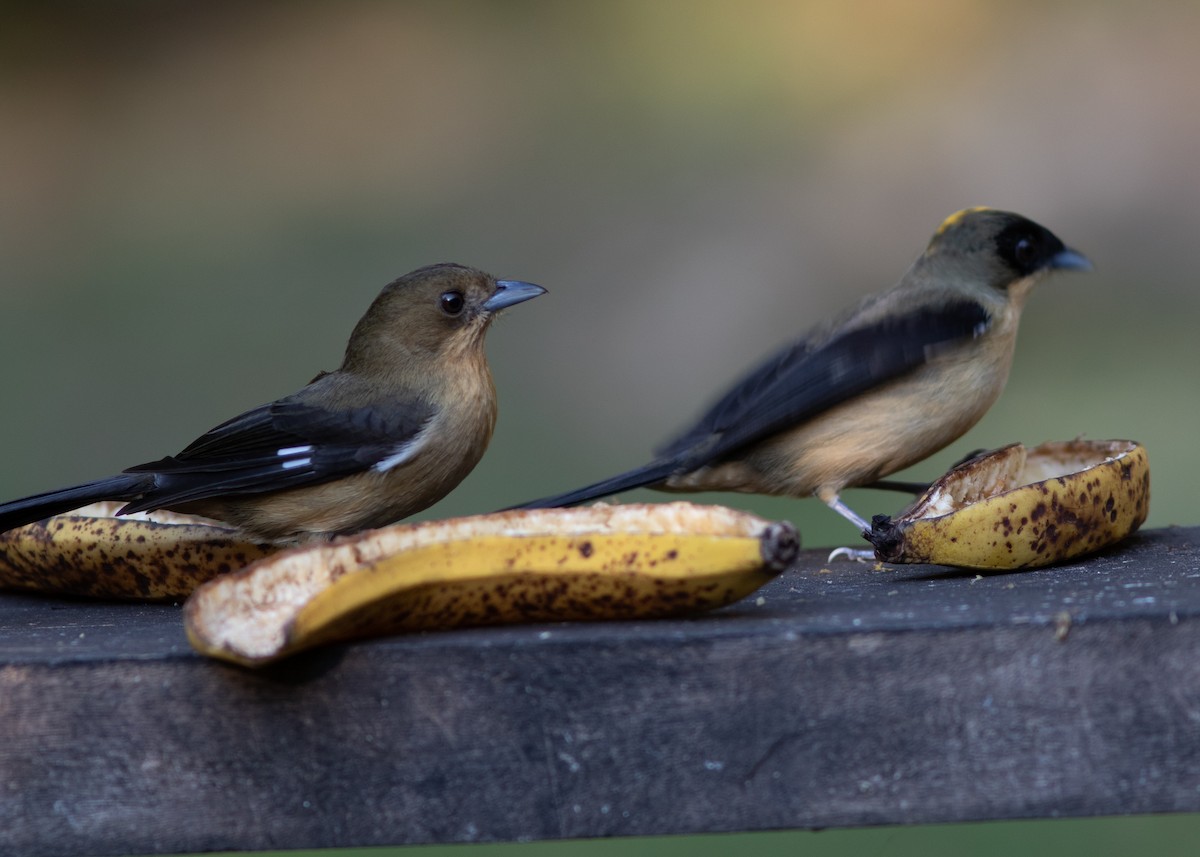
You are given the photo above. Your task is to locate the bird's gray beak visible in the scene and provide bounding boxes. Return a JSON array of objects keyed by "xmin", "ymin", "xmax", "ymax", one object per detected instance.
[
  {"xmin": 484, "ymin": 280, "xmax": 547, "ymax": 312},
  {"xmin": 1050, "ymin": 247, "xmax": 1093, "ymax": 272}
]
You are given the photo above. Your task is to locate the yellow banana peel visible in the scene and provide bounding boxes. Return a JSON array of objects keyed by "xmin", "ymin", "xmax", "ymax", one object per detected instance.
[
  {"xmin": 184, "ymin": 502, "xmax": 799, "ymax": 667},
  {"xmin": 0, "ymin": 502, "xmax": 273, "ymax": 600},
  {"xmin": 868, "ymin": 439, "xmax": 1149, "ymax": 569}
]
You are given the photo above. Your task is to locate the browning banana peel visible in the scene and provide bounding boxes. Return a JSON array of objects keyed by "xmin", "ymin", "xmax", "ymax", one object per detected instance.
[
  {"xmin": 184, "ymin": 502, "xmax": 799, "ymax": 667},
  {"xmin": 0, "ymin": 502, "xmax": 274, "ymax": 600},
  {"xmin": 868, "ymin": 439, "xmax": 1149, "ymax": 569}
]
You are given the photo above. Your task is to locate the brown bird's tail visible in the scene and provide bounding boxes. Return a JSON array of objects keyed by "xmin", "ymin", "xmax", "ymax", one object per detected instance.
[
  {"xmin": 0, "ymin": 473, "xmax": 154, "ymax": 533},
  {"xmin": 507, "ymin": 459, "xmax": 680, "ymax": 510}
]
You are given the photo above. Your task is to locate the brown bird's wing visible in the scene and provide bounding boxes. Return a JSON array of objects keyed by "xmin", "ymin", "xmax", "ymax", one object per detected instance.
[
  {"xmin": 664, "ymin": 299, "xmax": 992, "ymax": 467},
  {"xmin": 117, "ymin": 395, "xmax": 436, "ymax": 513}
]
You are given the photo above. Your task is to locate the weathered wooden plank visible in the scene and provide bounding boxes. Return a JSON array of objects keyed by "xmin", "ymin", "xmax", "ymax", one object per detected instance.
[{"xmin": 2, "ymin": 526, "xmax": 1198, "ymax": 857}]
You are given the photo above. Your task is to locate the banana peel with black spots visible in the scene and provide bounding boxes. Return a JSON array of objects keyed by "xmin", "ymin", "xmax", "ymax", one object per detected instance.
[{"xmin": 868, "ymin": 439, "xmax": 1148, "ymax": 569}]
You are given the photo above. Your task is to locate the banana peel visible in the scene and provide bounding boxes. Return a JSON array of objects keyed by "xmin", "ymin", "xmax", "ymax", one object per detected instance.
[
  {"xmin": 868, "ymin": 439, "xmax": 1149, "ymax": 569},
  {"xmin": 0, "ymin": 502, "xmax": 274, "ymax": 600},
  {"xmin": 184, "ymin": 502, "xmax": 799, "ymax": 667}
]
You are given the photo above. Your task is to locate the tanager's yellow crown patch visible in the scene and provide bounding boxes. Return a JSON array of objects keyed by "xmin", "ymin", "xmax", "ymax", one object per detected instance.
[{"xmin": 933, "ymin": 206, "xmax": 995, "ymax": 238}]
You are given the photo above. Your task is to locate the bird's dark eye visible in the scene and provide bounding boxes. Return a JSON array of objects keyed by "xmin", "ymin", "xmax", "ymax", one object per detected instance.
[{"xmin": 440, "ymin": 291, "xmax": 465, "ymax": 316}]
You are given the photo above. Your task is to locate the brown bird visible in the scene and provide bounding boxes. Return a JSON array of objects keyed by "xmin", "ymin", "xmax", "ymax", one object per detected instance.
[
  {"xmin": 0, "ymin": 263, "xmax": 545, "ymax": 542},
  {"xmin": 512, "ymin": 208, "xmax": 1090, "ymax": 541}
]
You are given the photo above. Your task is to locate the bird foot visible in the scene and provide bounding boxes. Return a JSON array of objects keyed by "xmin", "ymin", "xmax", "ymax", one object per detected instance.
[{"xmin": 826, "ymin": 546, "xmax": 876, "ymax": 563}]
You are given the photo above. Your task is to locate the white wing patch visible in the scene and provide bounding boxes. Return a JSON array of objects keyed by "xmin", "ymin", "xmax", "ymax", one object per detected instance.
[
  {"xmin": 372, "ymin": 421, "xmax": 433, "ymax": 474},
  {"xmin": 276, "ymin": 445, "xmax": 314, "ymax": 471},
  {"xmin": 277, "ymin": 445, "xmax": 313, "ymax": 456}
]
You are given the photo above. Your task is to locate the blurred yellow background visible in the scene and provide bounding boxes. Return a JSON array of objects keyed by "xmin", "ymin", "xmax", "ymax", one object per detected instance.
[{"xmin": 2, "ymin": 2, "xmax": 1198, "ymax": 855}]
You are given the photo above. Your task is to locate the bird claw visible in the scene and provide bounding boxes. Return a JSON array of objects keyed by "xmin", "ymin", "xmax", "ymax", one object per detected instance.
[{"xmin": 826, "ymin": 546, "xmax": 876, "ymax": 563}]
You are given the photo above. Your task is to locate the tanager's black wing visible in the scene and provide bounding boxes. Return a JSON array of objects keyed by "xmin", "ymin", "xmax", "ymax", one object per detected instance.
[
  {"xmin": 666, "ymin": 299, "xmax": 992, "ymax": 467},
  {"xmin": 119, "ymin": 394, "xmax": 436, "ymax": 512}
]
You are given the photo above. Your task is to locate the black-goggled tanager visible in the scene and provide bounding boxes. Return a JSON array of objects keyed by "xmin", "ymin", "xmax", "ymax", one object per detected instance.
[{"xmin": 512, "ymin": 207, "xmax": 1091, "ymax": 553}]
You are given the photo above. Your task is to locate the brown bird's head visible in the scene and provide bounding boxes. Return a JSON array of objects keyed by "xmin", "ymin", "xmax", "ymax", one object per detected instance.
[
  {"xmin": 920, "ymin": 207, "xmax": 1091, "ymax": 304},
  {"xmin": 342, "ymin": 263, "xmax": 546, "ymax": 371}
]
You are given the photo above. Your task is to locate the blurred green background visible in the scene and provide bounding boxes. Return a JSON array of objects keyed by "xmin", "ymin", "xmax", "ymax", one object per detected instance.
[{"xmin": 2, "ymin": 1, "xmax": 1197, "ymax": 855}]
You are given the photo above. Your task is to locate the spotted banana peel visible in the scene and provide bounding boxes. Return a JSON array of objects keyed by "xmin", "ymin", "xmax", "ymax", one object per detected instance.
[
  {"xmin": 184, "ymin": 502, "xmax": 799, "ymax": 667},
  {"xmin": 868, "ymin": 439, "xmax": 1149, "ymax": 569},
  {"xmin": 0, "ymin": 502, "xmax": 274, "ymax": 600}
]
